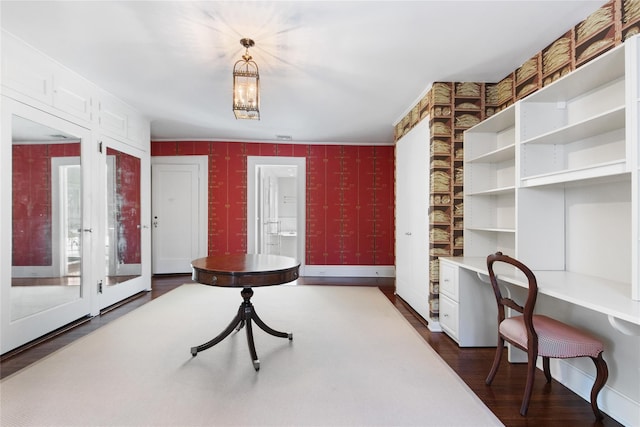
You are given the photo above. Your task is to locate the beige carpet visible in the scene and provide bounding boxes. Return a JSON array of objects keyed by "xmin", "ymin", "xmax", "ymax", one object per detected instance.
[{"xmin": 1, "ymin": 285, "xmax": 503, "ymax": 426}]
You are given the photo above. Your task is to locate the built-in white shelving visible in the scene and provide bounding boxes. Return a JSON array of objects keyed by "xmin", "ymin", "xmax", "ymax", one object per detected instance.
[
  {"xmin": 444, "ymin": 34, "xmax": 640, "ymax": 427},
  {"xmin": 462, "ymin": 35, "xmax": 640, "ymax": 309},
  {"xmin": 464, "ymin": 104, "xmax": 517, "ymax": 257}
]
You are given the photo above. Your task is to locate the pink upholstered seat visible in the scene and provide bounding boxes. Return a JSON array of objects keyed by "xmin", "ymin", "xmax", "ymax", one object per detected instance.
[
  {"xmin": 500, "ymin": 315, "xmax": 604, "ymax": 358},
  {"xmin": 485, "ymin": 252, "xmax": 608, "ymax": 419}
]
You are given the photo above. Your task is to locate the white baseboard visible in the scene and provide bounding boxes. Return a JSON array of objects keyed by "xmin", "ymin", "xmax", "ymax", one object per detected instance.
[
  {"xmin": 542, "ymin": 358, "xmax": 638, "ymax": 426},
  {"xmin": 303, "ymin": 265, "xmax": 395, "ymax": 278},
  {"xmin": 427, "ymin": 319, "xmax": 442, "ymax": 332}
]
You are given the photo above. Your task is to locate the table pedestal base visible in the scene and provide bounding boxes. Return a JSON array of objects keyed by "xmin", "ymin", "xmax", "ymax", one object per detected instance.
[{"xmin": 190, "ymin": 287, "xmax": 292, "ymax": 371}]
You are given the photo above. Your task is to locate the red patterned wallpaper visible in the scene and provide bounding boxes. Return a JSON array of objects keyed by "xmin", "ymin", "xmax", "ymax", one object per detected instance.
[
  {"xmin": 12, "ymin": 143, "xmax": 81, "ymax": 266},
  {"xmin": 151, "ymin": 141, "xmax": 395, "ymax": 265}
]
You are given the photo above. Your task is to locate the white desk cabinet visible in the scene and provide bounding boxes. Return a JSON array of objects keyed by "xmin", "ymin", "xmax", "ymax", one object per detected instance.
[{"xmin": 438, "ymin": 258, "xmax": 497, "ymax": 346}]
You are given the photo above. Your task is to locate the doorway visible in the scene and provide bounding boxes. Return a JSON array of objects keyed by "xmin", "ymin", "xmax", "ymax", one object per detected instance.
[
  {"xmin": 51, "ymin": 158, "xmax": 81, "ymax": 278},
  {"xmin": 151, "ymin": 156, "xmax": 208, "ymax": 274},
  {"xmin": 247, "ymin": 156, "xmax": 305, "ymax": 275}
]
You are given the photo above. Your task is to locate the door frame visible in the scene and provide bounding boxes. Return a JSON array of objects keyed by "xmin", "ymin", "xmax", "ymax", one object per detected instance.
[
  {"xmin": 151, "ymin": 155, "xmax": 208, "ymax": 274},
  {"xmin": 247, "ymin": 156, "xmax": 306, "ymax": 275},
  {"xmin": 51, "ymin": 157, "xmax": 81, "ymax": 277}
]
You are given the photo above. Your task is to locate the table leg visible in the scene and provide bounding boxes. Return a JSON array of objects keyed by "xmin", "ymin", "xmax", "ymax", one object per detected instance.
[
  {"xmin": 190, "ymin": 287, "xmax": 292, "ymax": 371},
  {"xmin": 251, "ymin": 307, "xmax": 293, "ymax": 340},
  {"xmin": 190, "ymin": 306, "xmax": 243, "ymax": 356},
  {"xmin": 244, "ymin": 314, "xmax": 260, "ymax": 370}
]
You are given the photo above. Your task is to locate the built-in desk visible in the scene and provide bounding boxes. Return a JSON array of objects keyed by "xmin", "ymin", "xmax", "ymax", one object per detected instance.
[{"xmin": 439, "ymin": 257, "xmax": 640, "ymax": 338}]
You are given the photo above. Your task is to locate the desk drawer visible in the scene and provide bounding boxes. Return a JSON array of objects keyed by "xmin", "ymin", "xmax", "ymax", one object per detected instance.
[
  {"xmin": 439, "ymin": 294, "xmax": 459, "ymax": 341},
  {"xmin": 439, "ymin": 261, "xmax": 458, "ymax": 301}
]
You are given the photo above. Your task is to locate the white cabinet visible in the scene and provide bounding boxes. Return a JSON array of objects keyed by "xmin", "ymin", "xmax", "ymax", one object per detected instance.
[
  {"xmin": 438, "ymin": 258, "xmax": 497, "ymax": 346},
  {"xmin": 395, "ymin": 120, "xmax": 431, "ymax": 322},
  {"xmin": 1, "ymin": 31, "xmax": 151, "ymax": 353},
  {"xmin": 1, "ymin": 35, "xmax": 53, "ymax": 106},
  {"xmin": 52, "ymin": 68, "xmax": 94, "ymax": 123},
  {"xmin": 438, "ymin": 260, "xmax": 458, "ymax": 338},
  {"xmin": 1, "ymin": 31, "xmax": 149, "ymax": 151},
  {"xmin": 98, "ymin": 94, "xmax": 128, "ymax": 137},
  {"xmin": 96, "ymin": 89, "xmax": 149, "ymax": 151},
  {"xmin": 1, "ymin": 32, "xmax": 94, "ymax": 125},
  {"xmin": 96, "ymin": 91, "xmax": 149, "ymax": 151}
]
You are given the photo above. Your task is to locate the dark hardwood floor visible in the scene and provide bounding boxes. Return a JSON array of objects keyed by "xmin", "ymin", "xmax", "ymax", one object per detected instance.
[{"xmin": 1, "ymin": 275, "xmax": 622, "ymax": 427}]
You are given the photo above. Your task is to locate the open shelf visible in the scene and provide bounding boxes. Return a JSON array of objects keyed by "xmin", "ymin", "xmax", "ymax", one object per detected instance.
[
  {"xmin": 520, "ymin": 106, "xmax": 625, "ymax": 146},
  {"xmin": 467, "ymin": 144, "xmax": 515, "ymax": 164},
  {"xmin": 521, "ymin": 160, "xmax": 627, "ymax": 187}
]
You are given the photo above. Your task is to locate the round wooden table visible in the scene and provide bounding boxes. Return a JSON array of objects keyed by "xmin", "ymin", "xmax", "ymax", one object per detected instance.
[{"xmin": 190, "ymin": 254, "xmax": 300, "ymax": 371}]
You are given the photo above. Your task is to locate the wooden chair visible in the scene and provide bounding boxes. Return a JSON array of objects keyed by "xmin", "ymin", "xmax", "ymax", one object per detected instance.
[{"xmin": 485, "ymin": 252, "xmax": 608, "ymax": 419}]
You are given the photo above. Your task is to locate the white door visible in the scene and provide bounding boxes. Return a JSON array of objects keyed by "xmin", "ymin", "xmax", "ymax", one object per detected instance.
[
  {"xmin": 151, "ymin": 157, "xmax": 207, "ymax": 274},
  {"xmin": 1, "ymin": 99, "xmax": 93, "ymax": 353},
  {"xmin": 395, "ymin": 120, "xmax": 430, "ymax": 321},
  {"xmin": 98, "ymin": 135, "xmax": 151, "ymax": 310}
]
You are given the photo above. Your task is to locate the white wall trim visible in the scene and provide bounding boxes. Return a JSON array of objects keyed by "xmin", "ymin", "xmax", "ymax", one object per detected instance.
[
  {"xmin": 151, "ymin": 138, "xmax": 394, "ymax": 147},
  {"xmin": 543, "ymin": 358, "xmax": 638, "ymax": 426},
  {"xmin": 304, "ymin": 265, "xmax": 395, "ymax": 278},
  {"xmin": 427, "ymin": 320, "xmax": 442, "ymax": 332},
  {"xmin": 393, "ymin": 82, "xmax": 433, "ymax": 126}
]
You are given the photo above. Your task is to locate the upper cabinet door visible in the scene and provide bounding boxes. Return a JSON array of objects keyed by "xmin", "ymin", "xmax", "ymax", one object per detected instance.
[
  {"xmin": 52, "ymin": 69, "xmax": 94, "ymax": 123},
  {"xmin": 1, "ymin": 33, "xmax": 54, "ymax": 106},
  {"xmin": 98, "ymin": 96, "xmax": 128, "ymax": 139},
  {"xmin": 2, "ymin": 32, "xmax": 94, "ymax": 125},
  {"xmin": 96, "ymin": 90, "xmax": 150, "ymax": 151}
]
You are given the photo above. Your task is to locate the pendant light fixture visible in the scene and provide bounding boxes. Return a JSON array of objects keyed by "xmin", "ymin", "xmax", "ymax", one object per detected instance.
[{"xmin": 233, "ymin": 38, "xmax": 260, "ymax": 120}]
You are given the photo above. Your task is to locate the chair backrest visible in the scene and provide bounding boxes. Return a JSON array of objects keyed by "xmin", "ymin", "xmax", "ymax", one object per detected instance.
[{"xmin": 486, "ymin": 252, "xmax": 539, "ymax": 338}]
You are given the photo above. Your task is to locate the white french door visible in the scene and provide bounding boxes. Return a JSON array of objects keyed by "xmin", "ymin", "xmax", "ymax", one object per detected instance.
[
  {"xmin": 1, "ymin": 98, "xmax": 93, "ymax": 353},
  {"xmin": 97, "ymin": 135, "xmax": 151, "ymax": 310}
]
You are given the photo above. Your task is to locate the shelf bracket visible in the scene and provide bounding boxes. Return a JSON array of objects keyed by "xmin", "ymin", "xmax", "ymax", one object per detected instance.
[{"xmin": 607, "ymin": 315, "xmax": 640, "ymax": 336}]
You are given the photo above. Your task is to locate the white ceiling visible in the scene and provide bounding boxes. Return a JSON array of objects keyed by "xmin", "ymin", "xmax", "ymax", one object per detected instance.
[{"xmin": 1, "ymin": 1, "xmax": 606, "ymax": 145}]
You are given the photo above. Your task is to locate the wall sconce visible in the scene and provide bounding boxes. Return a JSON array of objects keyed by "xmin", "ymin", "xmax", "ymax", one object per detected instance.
[{"xmin": 233, "ymin": 38, "xmax": 260, "ymax": 120}]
